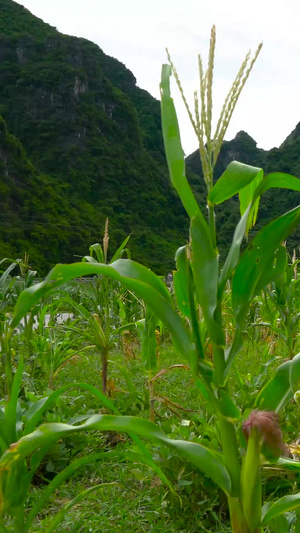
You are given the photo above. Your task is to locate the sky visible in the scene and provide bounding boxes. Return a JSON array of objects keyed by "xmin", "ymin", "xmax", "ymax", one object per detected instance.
[{"xmin": 16, "ymin": 0, "xmax": 300, "ymax": 156}]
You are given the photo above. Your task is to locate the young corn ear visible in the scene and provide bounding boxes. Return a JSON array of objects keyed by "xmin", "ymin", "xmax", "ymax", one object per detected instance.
[{"xmin": 241, "ymin": 411, "xmax": 285, "ymax": 532}]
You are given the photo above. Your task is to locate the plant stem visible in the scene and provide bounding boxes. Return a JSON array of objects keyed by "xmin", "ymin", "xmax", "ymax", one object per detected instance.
[
  {"xmin": 208, "ymin": 203, "xmax": 216, "ymax": 249},
  {"xmin": 2, "ymin": 331, "xmax": 13, "ymax": 396},
  {"xmin": 13, "ymin": 506, "xmax": 26, "ymax": 533},
  {"xmin": 149, "ymin": 377, "xmax": 155, "ymax": 422},
  {"xmin": 101, "ymin": 346, "xmax": 109, "ymax": 395},
  {"xmin": 217, "ymin": 415, "xmax": 241, "ymax": 498},
  {"xmin": 213, "ymin": 345, "xmax": 225, "ymax": 385},
  {"xmin": 228, "ymin": 496, "xmax": 250, "ymax": 533}
]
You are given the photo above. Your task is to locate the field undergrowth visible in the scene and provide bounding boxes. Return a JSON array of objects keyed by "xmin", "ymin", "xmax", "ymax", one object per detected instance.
[{"xmin": 24, "ymin": 337, "xmax": 299, "ymax": 533}]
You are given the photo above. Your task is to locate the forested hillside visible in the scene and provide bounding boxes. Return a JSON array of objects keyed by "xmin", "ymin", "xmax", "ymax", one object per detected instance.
[
  {"xmin": 0, "ymin": 112, "xmax": 115, "ymax": 271},
  {"xmin": 1, "ymin": 0, "xmax": 300, "ymax": 274},
  {"xmin": 0, "ymin": 0, "xmax": 188, "ymax": 273}
]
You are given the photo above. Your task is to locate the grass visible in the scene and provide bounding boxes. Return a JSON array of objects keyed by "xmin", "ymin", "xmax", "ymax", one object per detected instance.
[
  {"xmin": 19, "ymin": 333, "xmax": 294, "ymax": 533},
  {"xmin": 21, "ymin": 342, "xmax": 231, "ymax": 532},
  {"xmin": 2, "ymin": 290, "xmax": 299, "ymax": 532}
]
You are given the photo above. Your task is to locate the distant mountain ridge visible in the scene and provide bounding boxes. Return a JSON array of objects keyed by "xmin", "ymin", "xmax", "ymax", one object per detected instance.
[{"xmin": 1, "ymin": 0, "xmax": 300, "ymax": 273}]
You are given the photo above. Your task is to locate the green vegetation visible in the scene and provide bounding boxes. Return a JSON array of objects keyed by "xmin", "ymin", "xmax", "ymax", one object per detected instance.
[
  {"xmin": 2, "ymin": 26, "xmax": 300, "ymax": 533},
  {"xmin": 0, "ymin": 0, "xmax": 188, "ymax": 274},
  {"xmin": 3, "ymin": 5, "xmax": 300, "ymax": 530}
]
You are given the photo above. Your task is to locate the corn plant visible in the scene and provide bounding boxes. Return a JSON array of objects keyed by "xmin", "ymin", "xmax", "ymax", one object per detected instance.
[
  {"xmin": 252, "ymin": 247, "xmax": 300, "ymax": 359},
  {"xmin": 30, "ymin": 311, "xmax": 90, "ymax": 389},
  {"xmin": 7, "ymin": 28, "xmax": 300, "ymax": 532},
  {"xmin": 0, "ymin": 257, "xmax": 37, "ymax": 395}
]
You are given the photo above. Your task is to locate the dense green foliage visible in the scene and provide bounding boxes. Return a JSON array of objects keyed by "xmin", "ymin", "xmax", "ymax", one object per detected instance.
[
  {"xmin": 0, "ymin": 113, "xmax": 115, "ymax": 272},
  {"xmin": 0, "ymin": 0, "xmax": 188, "ymax": 274}
]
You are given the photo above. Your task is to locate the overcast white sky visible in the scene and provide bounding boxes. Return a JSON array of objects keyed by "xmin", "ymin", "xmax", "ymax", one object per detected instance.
[{"xmin": 16, "ymin": 0, "xmax": 300, "ymax": 155}]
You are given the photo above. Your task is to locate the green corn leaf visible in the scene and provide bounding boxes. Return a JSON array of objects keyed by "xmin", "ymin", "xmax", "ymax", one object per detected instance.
[
  {"xmin": 254, "ymin": 245, "xmax": 287, "ymax": 296},
  {"xmin": 218, "ymin": 204, "xmax": 251, "ymax": 296},
  {"xmin": 1, "ymin": 415, "xmax": 231, "ymax": 495},
  {"xmin": 11, "ymin": 260, "xmax": 196, "ymax": 372},
  {"xmin": 0, "ymin": 261, "xmax": 18, "ymax": 287},
  {"xmin": 263, "ymin": 510, "xmax": 290, "ymax": 533},
  {"xmin": 255, "ymin": 353, "xmax": 300, "ymax": 412},
  {"xmin": 160, "ymin": 64, "xmax": 204, "ymax": 221},
  {"xmin": 217, "ymin": 391, "xmax": 241, "ymax": 420},
  {"xmin": 174, "ymin": 246, "xmax": 206, "ymax": 375},
  {"xmin": 4, "ymin": 357, "xmax": 24, "ymax": 445},
  {"xmin": 232, "ymin": 205, "xmax": 300, "ymax": 328},
  {"xmin": 190, "ymin": 215, "xmax": 224, "ymax": 346},
  {"xmin": 111, "ymin": 322, "xmax": 138, "ymax": 337},
  {"xmin": 239, "ymin": 168, "xmax": 264, "ymax": 235},
  {"xmin": 11, "ymin": 260, "xmax": 170, "ymax": 328},
  {"xmin": 277, "ymin": 457, "xmax": 300, "ymax": 471},
  {"xmin": 261, "ymin": 494, "xmax": 300, "ymax": 527},
  {"xmin": 88, "ymin": 243, "xmax": 104, "ymax": 263},
  {"xmin": 208, "ymin": 160, "xmax": 262, "ymax": 205},
  {"xmin": 173, "ymin": 246, "xmax": 191, "ymax": 319},
  {"xmin": 252, "ymin": 172, "xmax": 300, "ymax": 203},
  {"xmin": 142, "ymin": 307, "xmax": 157, "ymax": 372},
  {"xmin": 219, "ymin": 171, "xmax": 300, "ymax": 296},
  {"xmin": 24, "ymin": 382, "xmax": 117, "ymax": 435},
  {"xmin": 110, "ymin": 234, "xmax": 131, "ymax": 262}
]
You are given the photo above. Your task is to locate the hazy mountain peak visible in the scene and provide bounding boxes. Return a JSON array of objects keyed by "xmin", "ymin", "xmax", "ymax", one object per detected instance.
[
  {"xmin": 280, "ymin": 122, "xmax": 300, "ymax": 148},
  {"xmin": 234, "ymin": 130, "xmax": 257, "ymax": 146}
]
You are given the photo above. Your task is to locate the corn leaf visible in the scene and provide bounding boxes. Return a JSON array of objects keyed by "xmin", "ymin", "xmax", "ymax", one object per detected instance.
[
  {"xmin": 4, "ymin": 357, "xmax": 24, "ymax": 446},
  {"xmin": 190, "ymin": 215, "xmax": 224, "ymax": 346},
  {"xmin": 160, "ymin": 64, "xmax": 204, "ymax": 221},
  {"xmin": 232, "ymin": 206, "xmax": 300, "ymax": 328},
  {"xmin": 174, "ymin": 246, "xmax": 207, "ymax": 374},
  {"xmin": 11, "ymin": 260, "xmax": 196, "ymax": 371},
  {"xmin": 253, "ymin": 172, "xmax": 300, "ymax": 203},
  {"xmin": 88, "ymin": 243, "xmax": 104, "ymax": 263},
  {"xmin": 1, "ymin": 415, "xmax": 231, "ymax": 495},
  {"xmin": 261, "ymin": 494, "xmax": 300, "ymax": 527},
  {"xmin": 255, "ymin": 353, "xmax": 300, "ymax": 412},
  {"xmin": 142, "ymin": 307, "xmax": 157, "ymax": 372},
  {"xmin": 24, "ymin": 382, "xmax": 117, "ymax": 435},
  {"xmin": 239, "ymin": 168, "xmax": 264, "ymax": 235},
  {"xmin": 208, "ymin": 160, "xmax": 262, "ymax": 205},
  {"xmin": 218, "ymin": 204, "xmax": 251, "ymax": 296},
  {"xmin": 277, "ymin": 457, "xmax": 300, "ymax": 471},
  {"xmin": 219, "ymin": 171, "xmax": 300, "ymax": 296},
  {"xmin": 173, "ymin": 246, "xmax": 191, "ymax": 319},
  {"xmin": 110, "ymin": 234, "xmax": 131, "ymax": 262}
]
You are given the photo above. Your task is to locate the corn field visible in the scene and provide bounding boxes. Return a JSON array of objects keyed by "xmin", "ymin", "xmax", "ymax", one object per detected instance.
[{"xmin": 2, "ymin": 28, "xmax": 300, "ymax": 533}]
